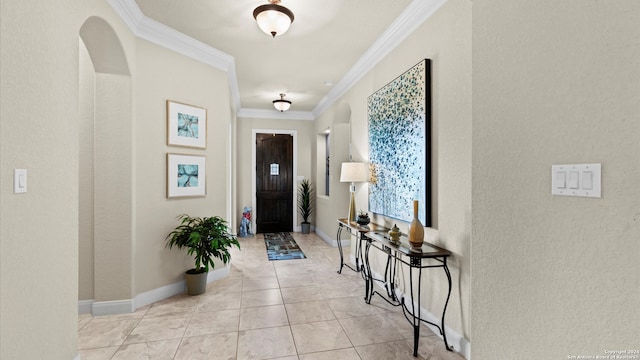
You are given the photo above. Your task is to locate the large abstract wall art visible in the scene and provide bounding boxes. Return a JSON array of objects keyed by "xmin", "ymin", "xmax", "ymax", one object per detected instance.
[{"xmin": 368, "ymin": 59, "xmax": 431, "ymax": 226}]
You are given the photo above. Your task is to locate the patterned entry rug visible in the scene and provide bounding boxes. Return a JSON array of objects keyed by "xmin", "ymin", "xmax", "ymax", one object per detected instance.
[{"xmin": 264, "ymin": 232, "xmax": 307, "ymax": 261}]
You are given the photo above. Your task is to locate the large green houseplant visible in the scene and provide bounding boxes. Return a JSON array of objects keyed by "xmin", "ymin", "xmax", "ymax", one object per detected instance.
[
  {"xmin": 297, "ymin": 179, "xmax": 314, "ymax": 234},
  {"xmin": 166, "ymin": 214, "xmax": 240, "ymax": 295}
]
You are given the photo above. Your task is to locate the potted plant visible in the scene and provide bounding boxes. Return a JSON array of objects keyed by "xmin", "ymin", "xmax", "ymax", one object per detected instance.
[
  {"xmin": 165, "ymin": 214, "xmax": 240, "ymax": 295},
  {"xmin": 356, "ymin": 209, "xmax": 370, "ymax": 226},
  {"xmin": 297, "ymin": 179, "xmax": 314, "ymax": 234}
]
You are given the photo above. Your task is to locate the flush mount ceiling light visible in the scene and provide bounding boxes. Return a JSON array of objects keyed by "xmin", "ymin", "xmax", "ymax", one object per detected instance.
[
  {"xmin": 253, "ymin": 0, "xmax": 295, "ymax": 38},
  {"xmin": 273, "ymin": 93, "xmax": 292, "ymax": 112}
]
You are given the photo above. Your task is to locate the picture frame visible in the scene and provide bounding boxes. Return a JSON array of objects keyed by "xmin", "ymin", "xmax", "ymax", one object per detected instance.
[
  {"xmin": 167, "ymin": 100, "xmax": 207, "ymax": 149},
  {"xmin": 167, "ymin": 153, "xmax": 206, "ymax": 198},
  {"xmin": 368, "ymin": 59, "xmax": 431, "ymax": 226}
]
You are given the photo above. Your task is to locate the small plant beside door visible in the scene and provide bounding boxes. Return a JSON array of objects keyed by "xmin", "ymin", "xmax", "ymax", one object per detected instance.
[{"xmin": 298, "ymin": 179, "xmax": 313, "ymax": 234}]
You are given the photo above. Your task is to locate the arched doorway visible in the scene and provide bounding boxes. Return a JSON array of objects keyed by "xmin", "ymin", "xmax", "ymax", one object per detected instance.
[{"xmin": 78, "ymin": 17, "xmax": 134, "ymax": 314}]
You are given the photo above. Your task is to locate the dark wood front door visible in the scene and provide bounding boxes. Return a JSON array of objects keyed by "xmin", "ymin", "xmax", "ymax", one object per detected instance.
[{"xmin": 256, "ymin": 133, "xmax": 293, "ymax": 233}]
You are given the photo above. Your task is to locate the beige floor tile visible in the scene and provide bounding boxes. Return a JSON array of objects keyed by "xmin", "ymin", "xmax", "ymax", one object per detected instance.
[
  {"xmin": 242, "ymin": 262, "xmax": 276, "ymax": 277},
  {"xmin": 285, "ymin": 300, "xmax": 335, "ymax": 325},
  {"xmin": 196, "ymin": 292, "xmax": 241, "ymax": 312},
  {"xmin": 311, "ymin": 270, "xmax": 349, "ymax": 283},
  {"xmin": 239, "ymin": 304, "xmax": 289, "ymax": 330},
  {"xmin": 78, "ymin": 232, "xmax": 467, "ymax": 360},
  {"xmin": 327, "ymin": 296, "xmax": 387, "ymax": 318},
  {"xmin": 174, "ymin": 332, "xmax": 238, "ymax": 360},
  {"xmin": 237, "ymin": 326, "xmax": 296, "ymax": 360},
  {"xmin": 276, "ymin": 274, "xmax": 315, "ymax": 288},
  {"xmin": 242, "ymin": 275, "xmax": 280, "ymax": 291},
  {"xmin": 92, "ymin": 306, "xmax": 150, "ymax": 323},
  {"xmin": 411, "ymin": 336, "xmax": 464, "ymax": 359},
  {"xmin": 111, "ymin": 339, "xmax": 181, "ymax": 360},
  {"xmin": 77, "ymin": 346, "xmax": 119, "ymax": 360},
  {"xmin": 206, "ymin": 276, "xmax": 243, "ymax": 294},
  {"xmin": 281, "ymin": 285, "xmax": 323, "ymax": 303},
  {"xmin": 123, "ymin": 315, "xmax": 189, "ymax": 344},
  {"xmin": 243, "ymin": 250, "xmax": 276, "ymax": 264},
  {"xmin": 145, "ymin": 294, "xmax": 198, "ymax": 318},
  {"xmin": 339, "ymin": 314, "xmax": 405, "ymax": 347},
  {"xmin": 290, "ymin": 320, "xmax": 352, "ymax": 355},
  {"xmin": 78, "ymin": 320, "xmax": 138, "ymax": 349},
  {"xmin": 355, "ymin": 341, "xmax": 424, "ymax": 360},
  {"xmin": 317, "ymin": 281, "xmax": 366, "ymax": 299},
  {"xmin": 78, "ymin": 313, "xmax": 93, "ymax": 331},
  {"xmin": 379, "ymin": 310, "xmax": 434, "ymax": 339},
  {"xmin": 274, "ymin": 263, "xmax": 311, "ymax": 276},
  {"xmin": 299, "ymin": 348, "xmax": 361, "ymax": 360},
  {"xmin": 356, "ymin": 337, "xmax": 464, "ymax": 360},
  {"xmin": 241, "ymin": 288, "xmax": 283, "ymax": 308},
  {"xmin": 184, "ymin": 309, "xmax": 240, "ymax": 337}
]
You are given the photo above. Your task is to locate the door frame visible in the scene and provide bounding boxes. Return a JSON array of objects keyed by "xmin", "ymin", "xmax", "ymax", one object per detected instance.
[{"xmin": 251, "ymin": 129, "xmax": 298, "ymax": 233}]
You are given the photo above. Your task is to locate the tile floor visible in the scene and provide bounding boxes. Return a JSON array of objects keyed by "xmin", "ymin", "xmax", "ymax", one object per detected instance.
[{"xmin": 78, "ymin": 232, "xmax": 465, "ymax": 360}]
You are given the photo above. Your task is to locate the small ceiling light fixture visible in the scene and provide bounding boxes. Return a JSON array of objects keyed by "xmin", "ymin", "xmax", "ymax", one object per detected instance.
[
  {"xmin": 253, "ymin": 0, "xmax": 295, "ymax": 38},
  {"xmin": 273, "ymin": 93, "xmax": 292, "ymax": 112}
]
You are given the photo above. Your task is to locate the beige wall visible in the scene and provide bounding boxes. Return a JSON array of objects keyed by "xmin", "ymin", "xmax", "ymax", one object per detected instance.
[
  {"xmin": 78, "ymin": 2, "xmax": 138, "ymax": 305},
  {"xmin": 2, "ymin": 3, "xmax": 234, "ymax": 357},
  {"xmin": 133, "ymin": 39, "xmax": 232, "ymax": 294},
  {"xmin": 236, "ymin": 118, "xmax": 316, "ymax": 232},
  {"xmin": 0, "ymin": 1, "xmax": 81, "ymax": 358},
  {"xmin": 471, "ymin": 0, "xmax": 640, "ymax": 358},
  {"xmin": 314, "ymin": 108, "xmax": 351, "ymax": 240},
  {"xmin": 77, "ymin": 3, "xmax": 234, "ymax": 302},
  {"xmin": 79, "ymin": 39, "xmax": 96, "ymax": 300},
  {"xmin": 314, "ymin": 0, "xmax": 472, "ymax": 349}
]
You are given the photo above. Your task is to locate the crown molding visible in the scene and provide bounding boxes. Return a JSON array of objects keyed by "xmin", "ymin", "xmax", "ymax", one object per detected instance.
[
  {"xmin": 107, "ymin": 0, "xmax": 447, "ymax": 120},
  {"xmin": 237, "ymin": 108, "xmax": 314, "ymax": 121},
  {"xmin": 106, "ymin": 0, "xmax": 144, "ymax": 31},
  {"xmin": 107, "ymin": 0, "xmax": 241, "ymax": 111},
  {"xmin": 312, "ymin": 0, "xmax": 448, "ymax": 118}
]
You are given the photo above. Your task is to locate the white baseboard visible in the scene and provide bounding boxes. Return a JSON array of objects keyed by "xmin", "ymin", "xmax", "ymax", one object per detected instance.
[
  {"xmin": 293, "ymin": 225, "xmax": 316, "ymax": 233},
  {"xmin": 79, "ymin": 265, "xmax": 230, "ymax": 316},
  {"xmin": 92, "ymin": 299, "xmax": 135, "ymax": 316},
  {"xmin": 78, "ymin": 300, "xmax": 94, "ymax": 314},
  {"xmin": 369, "ymin": 267, "xmax": 470, "ymax": 359},
  {"xmin": 134, "ymin": 279, "xmax": 185, "ymax": 310}
]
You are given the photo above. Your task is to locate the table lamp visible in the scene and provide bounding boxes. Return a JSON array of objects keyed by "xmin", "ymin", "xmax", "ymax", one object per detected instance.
[{"xmin": 340, "ymin": 162, "xmax": 368, "ymax": 223}]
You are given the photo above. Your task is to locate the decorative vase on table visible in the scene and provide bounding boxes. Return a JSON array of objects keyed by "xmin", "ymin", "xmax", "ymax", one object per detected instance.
[
  {"xmin": 388, "ymin": 224, "xmax": 401, "ymax": 244},
  {"xmin": 408, "ymin": 200, "xmax": 424, "ymax": 249},
  {"xmin": 356, "ymin": 211, "xmax": 370, "ymax": 226}
]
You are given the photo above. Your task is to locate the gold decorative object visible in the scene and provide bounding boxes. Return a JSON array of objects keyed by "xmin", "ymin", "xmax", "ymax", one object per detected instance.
[
  {"xmin": 388, "ymin": 224, "xmax": 401, "ymax": 244},
  {"xmin": 408, "ymin": 200, "xmax": 424, "ymax": 249}
]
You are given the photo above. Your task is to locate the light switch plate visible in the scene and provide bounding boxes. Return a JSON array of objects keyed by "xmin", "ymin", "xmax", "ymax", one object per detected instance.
[
  {"xmin": 14, "ymin": 169, "xmax": 27, "ymax": 194},
  {"xmin": 551, "ymin": 164, "xmax": 601, "ymax": 198}
]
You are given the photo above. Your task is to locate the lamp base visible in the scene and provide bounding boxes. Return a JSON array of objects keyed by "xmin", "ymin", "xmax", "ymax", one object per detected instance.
[{"xmin": 348, "ymin": 190, "xmax": 356, "ymax": 223}]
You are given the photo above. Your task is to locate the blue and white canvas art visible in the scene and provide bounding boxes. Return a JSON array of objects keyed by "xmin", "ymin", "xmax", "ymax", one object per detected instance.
[{"xmin": 368, "ymin": 59, "xmax": 431, "ymax": 225}]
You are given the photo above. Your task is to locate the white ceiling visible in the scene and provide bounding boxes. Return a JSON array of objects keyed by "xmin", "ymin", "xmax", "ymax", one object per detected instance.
[{"xmin": 109, "ymin": 0, "xmax": 446, "ymax": 119}]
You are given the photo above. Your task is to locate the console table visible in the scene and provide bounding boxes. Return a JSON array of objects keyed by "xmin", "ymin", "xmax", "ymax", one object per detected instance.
[
  {"xmin": 364, "ymin": 231, "xmax": 453, "ymax": 356},
  {"xmin": 335, "ymin": 218, "xmax": 388, "ymax": 274}
]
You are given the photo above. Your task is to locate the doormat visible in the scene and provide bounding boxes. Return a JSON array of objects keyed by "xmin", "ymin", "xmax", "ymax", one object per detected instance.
[{"xmin": 264, "ymin": 232, "xmax": 307, "ymax": 261}]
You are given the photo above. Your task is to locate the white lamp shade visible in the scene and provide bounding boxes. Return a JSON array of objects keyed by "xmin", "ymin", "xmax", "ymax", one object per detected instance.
[
  {"xmin": 340, "ymin": 162, "xmax": 368, "ymax": 183},
  {"xmin": 254, "ymin": 5, "xmax": 294, "ymax": 37}
]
